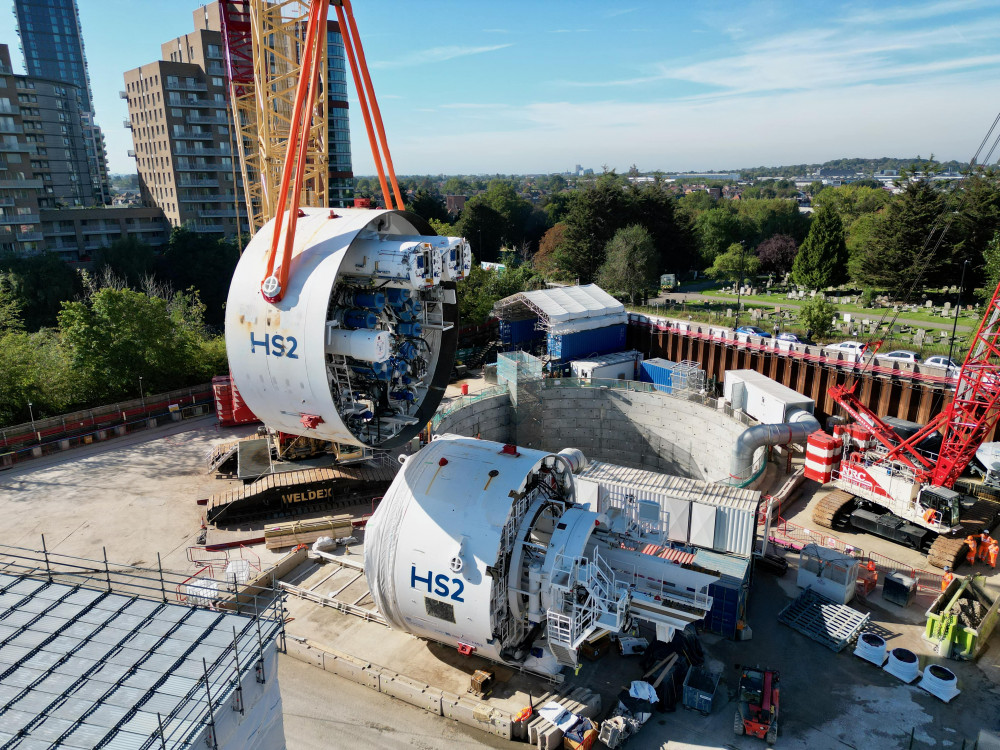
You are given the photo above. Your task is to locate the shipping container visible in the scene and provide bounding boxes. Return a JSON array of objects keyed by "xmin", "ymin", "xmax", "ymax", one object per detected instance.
[
  {"xmin": 569, "ymin": 350, "xmax": 643, "ymax": 380},
  {"xmin": 546, "ymin": 323, "xmax": 626, "ymax": 362},
  {"xmin": 576, "ymin": 462, "xmax": 759, "ymax": 557},
  {"xmin": 498, "ymin": 317, "xmax": 541, "ymax": 348},
  {"xmin": 724, "ymin": 369, "xmax": 815, "ymax": 423},
  {"xmin": 639, "ymin": 357, "xmax": 675, "ymax": 393},
  {"xmin": 693, "ymin": 548, "xmax": 751, "ymax": 639}
]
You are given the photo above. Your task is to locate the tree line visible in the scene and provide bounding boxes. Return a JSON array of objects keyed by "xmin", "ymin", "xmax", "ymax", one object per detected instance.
[{"xmin": 0, "ymin": 228, "xmax": 236, "ymax": 427}]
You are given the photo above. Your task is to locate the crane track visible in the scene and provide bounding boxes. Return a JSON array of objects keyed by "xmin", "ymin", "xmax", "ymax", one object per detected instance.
[{"xmin": 811, "ymin": 490, "xmax": 855, "ymax": 529}]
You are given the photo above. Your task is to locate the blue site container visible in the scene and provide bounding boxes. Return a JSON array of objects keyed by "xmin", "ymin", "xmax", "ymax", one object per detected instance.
[
  {"xmin": 639, "ymin": 357, "xmax": 675, "ymax": 393},
  {"xmin": 693, "ymin": 549, "xmax": 751, "ymax": 639},
  {"xmin": 546, "ymin": 324, "xmax": 626, "ymax": 362},
  {"xmin": 499, "ymin": 318, "xmax": 541, "ymax": 347}
]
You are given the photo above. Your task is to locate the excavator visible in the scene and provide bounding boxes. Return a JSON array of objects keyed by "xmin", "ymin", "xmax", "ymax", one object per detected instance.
[{"xmin": 812, "ymin": 277, "xmax": 1000, "ymax": 569}]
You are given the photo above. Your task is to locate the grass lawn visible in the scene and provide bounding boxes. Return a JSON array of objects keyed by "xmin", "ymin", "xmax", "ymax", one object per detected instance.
[{"xmin": 698, "ymin": 290, "xmax": 976, "ymax": 331}]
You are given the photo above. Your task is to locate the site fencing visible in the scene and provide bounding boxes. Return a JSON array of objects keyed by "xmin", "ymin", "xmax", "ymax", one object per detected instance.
[
  {"xmin": 0, "ymin": 383, "xmax": 216, "ymax": 469},
  {"xmin": 764, "ymin": 515, "xmax": 944, "ymax": 605}
]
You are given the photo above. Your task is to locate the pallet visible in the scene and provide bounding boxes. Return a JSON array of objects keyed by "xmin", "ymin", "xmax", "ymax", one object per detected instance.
[{"xmin": 778, "ymin": 588, "xmax": 870, "ymax": 652}]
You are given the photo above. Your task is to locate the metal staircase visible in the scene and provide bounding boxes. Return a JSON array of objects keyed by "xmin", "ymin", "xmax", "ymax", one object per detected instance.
[{"xmin": 545, "ymin": 551, "xmax": 629, "ymax": 667}]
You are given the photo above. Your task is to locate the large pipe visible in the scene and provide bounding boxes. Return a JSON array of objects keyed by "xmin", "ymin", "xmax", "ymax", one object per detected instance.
[{"xmin": 730, "ymin": 408, "xmax": 821, "ymax": 484}]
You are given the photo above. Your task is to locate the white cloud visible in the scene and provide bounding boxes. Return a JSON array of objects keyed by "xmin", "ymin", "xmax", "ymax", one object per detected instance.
[
  {"xmin": 370, "ymin": 44, "xmax": 513, "ymax": 69},
  {"xmin": 358, "ymin": 72, "xmax": 1000, "ymax": 175}
]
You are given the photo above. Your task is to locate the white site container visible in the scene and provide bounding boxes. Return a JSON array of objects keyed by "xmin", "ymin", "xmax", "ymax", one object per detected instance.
[
  {"xmin": 575, "ymin": 462, "xmax": 760, "ymax": 557},
  {"xmin": 724, "ymin": 369, "xmax": 815, "ymax": 424},
  {"xmin": 570, "ymin": 350, "xmax": 644, "ymax": 380}
]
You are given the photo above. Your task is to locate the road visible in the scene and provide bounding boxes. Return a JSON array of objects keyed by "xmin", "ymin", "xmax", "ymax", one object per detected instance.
[{"xmin": 279, "ymin": 655, "xmax": 510, "ymax": 750}]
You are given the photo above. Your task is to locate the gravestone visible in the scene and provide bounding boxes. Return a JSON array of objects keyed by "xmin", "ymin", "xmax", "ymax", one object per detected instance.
[
  {"xmin": 926, "ymin": 300, "xmax": 933, "ymax": 308},
  {"xmin": 914, "ymin": 330, "xmax": 925, "ymax": 347}
]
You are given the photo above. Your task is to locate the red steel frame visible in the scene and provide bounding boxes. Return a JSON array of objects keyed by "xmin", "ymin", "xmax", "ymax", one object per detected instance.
[{"xmin": 829, "ymin": 280, "xmax": 1000, "ymax": 488}]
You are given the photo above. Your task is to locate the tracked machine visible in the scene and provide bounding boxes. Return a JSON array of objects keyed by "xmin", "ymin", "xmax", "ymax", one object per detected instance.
[{"xmin": 812, "ymin": 280, "xmax": 1000, "ymax": 569}]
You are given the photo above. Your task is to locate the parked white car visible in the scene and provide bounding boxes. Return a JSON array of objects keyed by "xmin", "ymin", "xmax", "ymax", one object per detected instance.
[
  {"xmin": 825, "ymin": 340, "xmax": 867, "ymax": 355},
  {"xmin": 924, "ymin": 355, "xmax": 961, "ymax": 378},
  {"xmin": 879, "ymin": 350, "xmax": 920, "ymax": 364}
]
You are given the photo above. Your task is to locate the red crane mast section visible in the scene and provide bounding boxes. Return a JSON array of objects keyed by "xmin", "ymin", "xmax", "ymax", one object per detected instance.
[{"xmin": 830, "ymin": 280, "xmax": 1000, "ymax": 488}]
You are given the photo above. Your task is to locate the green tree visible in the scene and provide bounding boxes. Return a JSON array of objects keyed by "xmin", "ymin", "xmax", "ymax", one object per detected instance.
[
  {"xmin": 0, "ymin": 252, "xmax": 82, "ymax": 330},
  {"xmin": 557, "ymin": 173, "xmax": 696, "ymax": 283},
  {"xmin": 596, "ymin": 225, "xmax": 658, "ymax": 304},
  {"xmin": 442, "ymin": 177, "xmax": 471, "ymax": 196},
  {"xmin": 0, "ymin": 280, "xmax": 24, "ymax": 332},
  {"xmin": 695, "ymin": 205, "xmax": 743, "ymax": 265},
  {"xmin": 978, "ymin": 231, "xmax": 1000, "ymax": 302},
  {"xmin": 456, "ymin": 254, "xmax": 541, "ymax": 325},
  {"xmin": 792, "ymin": 206, "xmax": 848, "ymax": 289},
  {"xmin": 57, "ymin": 286, "xmax": 220, "ymax": 402},
  {"xmin": 157, "ymin": 228, "xmax": 239, "ymax": 325},
  {"xmin": 428, "ymin": 218, "xmax": 456, "ymax": 236},
  {"xmin": 405, "ymin": 188, "xmax": 448, "ymax": 223},
  {"xmin": 736, "ymin": 198, "xmax": 810, "ymax": 246},
  {"xmin": 454, "ymin": 180, "xmax": 537, "ymax": 261},
  {"xmin": 813, "ymin": 184, "xmax": 890, "ymax": 226},
  {"xmin": 0, "ymin": 328, "xmax": 75, "ymax": 425},
  {"xmin": 800, "ymin": 296, "xmax": 838, "ymax": 338},
  {"xmin": 808, "ymin": 181, "xmax": 825, "ymax": 195},
  {"xmin": 952, "ymin": 167, "xmax": 1000, "ymax": 289},
  {"xmin": 848, "ymin": 179, "xmax": 947, "ymax": 291},
  {"xmin": 706, "ymin": 243, "xmax": 760, "ymax": 283},
  {"xmin": 93, "ymin": 236, "xmax": 155, "ymax": 288},
  {"xmin": 541, "ymin": 191, "xmax": 572, "ymax": 225}
]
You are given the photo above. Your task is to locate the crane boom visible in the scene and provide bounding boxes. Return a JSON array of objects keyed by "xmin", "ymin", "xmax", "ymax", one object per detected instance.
[
  {"xmin": 931, "ymin": 280, "xmax": 1000, "ymax": 486},
  {"xmin": 829, "ymin": 276, "xmax": 1000, "ymax": 489}
]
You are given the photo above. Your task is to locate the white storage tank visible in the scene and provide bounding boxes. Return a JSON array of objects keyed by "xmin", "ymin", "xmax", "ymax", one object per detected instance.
[
  {"xmin": 226, "ymin": 207, "xmax": 470, "ymax": 449},
  {"xmin": 724, "ymin": 369, "xmax": 815, "ymax": 424}
]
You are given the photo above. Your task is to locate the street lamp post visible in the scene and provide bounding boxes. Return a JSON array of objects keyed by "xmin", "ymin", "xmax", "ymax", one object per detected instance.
[
  {"xmin": 947, "ymin": 259, "xmax": 970, "ymax": 368},
  {"xmin": 27, "ymin": 402, "xmax": 36, "ymax": 442},
  {"xmin": 139, "ymin": 376, "xmax": 146, "ymax": 417}
]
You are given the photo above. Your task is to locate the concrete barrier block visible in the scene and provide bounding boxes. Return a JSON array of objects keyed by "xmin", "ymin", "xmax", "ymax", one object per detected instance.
[
  {"xmin": 286, "ymin": 639, "xmax": 324, "ymax": 668},
  {"xmin": 31, "ymin": 446, "xmax": 42, "ymax": 458},
  {"xmin": 323, "ymin": 652, "xmax": 381, "ymax": 690},
  {"xmin": 379, "ymin": 673, "xmax": 443, "ymax": 715},
  {"xmin": 58, "ymin": 439, "xmax": 70, "ymax": 451}
]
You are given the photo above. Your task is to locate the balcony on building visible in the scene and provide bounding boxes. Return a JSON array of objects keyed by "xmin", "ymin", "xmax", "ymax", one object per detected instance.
[
  {"xmin": 177, "ymin": 177, "xmax": 219, "ymax": 187},
  {"xmin": 0, "ymin": 178, "xmax": 43, "ymax": 189},
  {"xmin": 174, "ymin": 146, "xmax": 230, "ymax": 157},
  {"xmin": 127, "ymin": 150, "xmax": 136, "ymax": 158},
  {"xmin": 119, "ymin": 90, "xmax": 128, "ymax": 99},
  {"xmin": 172, "ymin": 128, "xmax": 218, "ymax": 140},
  {"xmin": 165, "ymin": 80, "xmax": 208, "ymax": 92},
  {"xmin": 123, "ymin": 119, "xmax": 132, "ymax": 129},
  {"xmin": 0, "ymin": 213, "xmax": 40, "ymax": 225},
  {"xmin": 0, "ymin": 142, "xmax": 36, "ymax": 154}
]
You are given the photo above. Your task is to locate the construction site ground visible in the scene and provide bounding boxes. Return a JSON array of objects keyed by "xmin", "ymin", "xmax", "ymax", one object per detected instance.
[{"xmin": 2, "ymin": 411, "xmax": 1000, "ymax": 748}]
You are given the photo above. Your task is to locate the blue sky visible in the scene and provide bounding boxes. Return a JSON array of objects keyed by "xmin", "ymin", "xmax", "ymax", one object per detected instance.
[{"xmin": 2, "ymin": 0, "xmax": 999, "ymax": 176}]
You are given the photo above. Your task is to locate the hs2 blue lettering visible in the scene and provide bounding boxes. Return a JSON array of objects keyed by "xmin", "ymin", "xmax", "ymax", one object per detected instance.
[
  {"xmin": 250, "ymin": 332, "xmax": 298, "ymax": 359},
  {"xmin": 410, "ymin": 566, "xmax": 464, "ymax": 602}
]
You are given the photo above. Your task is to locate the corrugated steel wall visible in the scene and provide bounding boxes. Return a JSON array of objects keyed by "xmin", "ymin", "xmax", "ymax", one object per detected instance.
[{"xmin": 547, "ymin": 324, "xmax": 627, "ymax": 362}]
